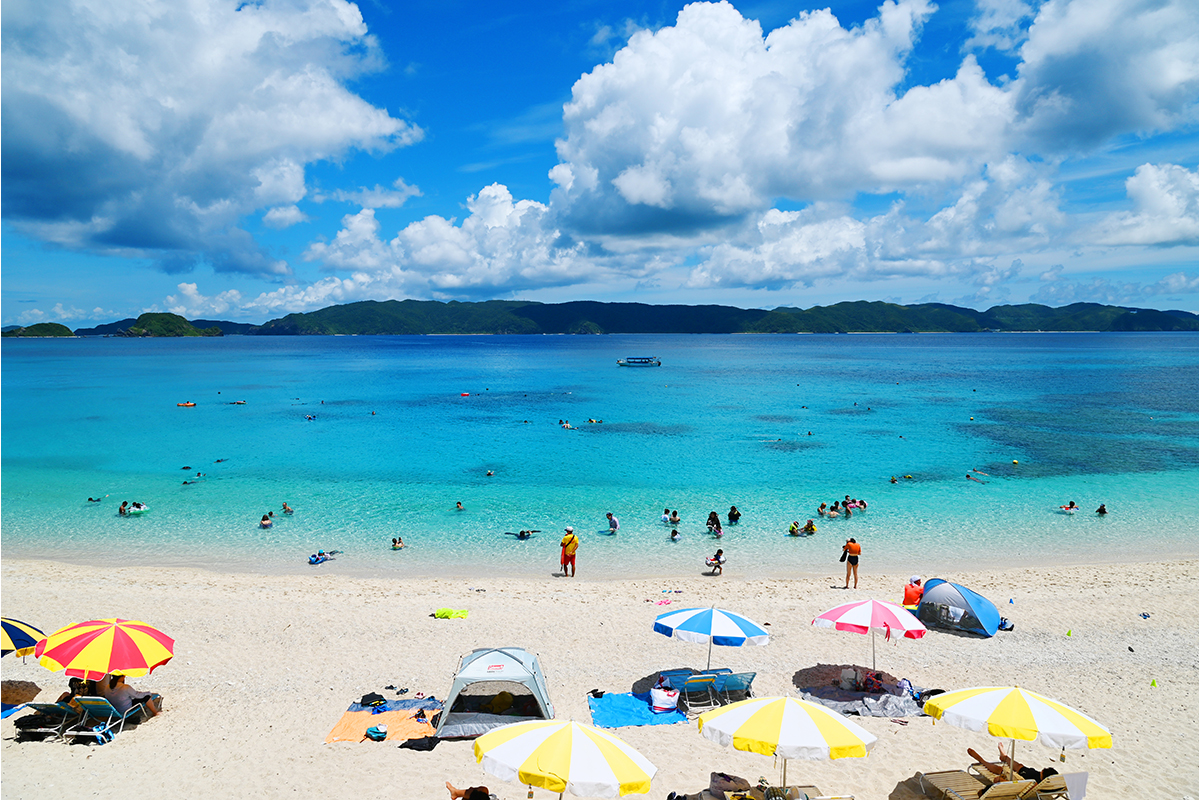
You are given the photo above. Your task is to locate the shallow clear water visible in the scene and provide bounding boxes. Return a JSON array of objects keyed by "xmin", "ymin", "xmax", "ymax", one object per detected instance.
[{"xmin": 3, "ymin": 333, "xmax": 1196, "ymax": 578}]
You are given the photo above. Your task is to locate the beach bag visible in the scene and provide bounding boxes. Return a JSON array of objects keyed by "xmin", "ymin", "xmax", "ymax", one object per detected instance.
[
  {"xmin": 710, "ymin": 772, "xmax": 751, "ymax": 797},
  {"xmin": 839, "ymin": 668, "xmax": 858, "ymax": 691},
  {"xmin": 650, "ymin": 677, "xmax": 679, "ymax": 712},
  {"xmin": 365, "ymin": 725, "xmax": 387, "ymax": 741}
]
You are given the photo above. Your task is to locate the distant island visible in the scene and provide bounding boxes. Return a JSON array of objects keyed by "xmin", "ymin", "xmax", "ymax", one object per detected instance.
[{"xmin": 10, "ymin": 300, "xmax": 1198, "ymax": 338}]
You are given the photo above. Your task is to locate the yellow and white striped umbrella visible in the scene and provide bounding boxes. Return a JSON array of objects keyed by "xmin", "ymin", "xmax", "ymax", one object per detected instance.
[
  {"xmin": 698, "ymin": 696, "xmax": 877, "ymax": 787},
  {"xmin": 924, "ymin": 686, "xmax": 1112, "ymax": 750},
  {"xmin": 474, "ymin": 719, "xmax": 657, "ymax": 798}
]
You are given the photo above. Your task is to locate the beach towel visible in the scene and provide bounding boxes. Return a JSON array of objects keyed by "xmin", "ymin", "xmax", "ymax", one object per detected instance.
[
  {"xmin": 1, "ymin": 703, "xmax": 26, "ymax": 719},
  {"xmin": 587, "ymin": 692, "xmax": 687, "ymax": 728},
  {"xmin": 799, "ymin": 685, "xmax": 923, "ymax": 717},
  {"xmin": 325, "ymin": 697, "xmax": 442, "ymax": 743},
  {"xmin": 434, "ymin": 608, "xmax": 469, "ymax": 619}
]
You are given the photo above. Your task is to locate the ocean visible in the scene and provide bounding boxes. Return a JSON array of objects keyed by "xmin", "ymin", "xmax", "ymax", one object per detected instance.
[{"xmin": 2, "ymin": 333, "xmax": 1196, "ymax": 579}]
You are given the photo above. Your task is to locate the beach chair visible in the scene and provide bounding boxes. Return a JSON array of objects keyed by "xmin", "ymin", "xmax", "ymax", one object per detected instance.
[
  {"xmin": 718, "ymin": 672, "xmax": 756, "ymax": 704},
  {"xmin": 677, "ymin": 673, "xmax": 719, "ymax": 715},
  {"xmin": 658, "ymin": 668, "xmax": 693, "ymax": 689},
  {"xmin": 1022, "ymin": 774, "xmax": 1068, "ymax": 800},
  {"xmin": 918, "ymin": 770, "xmax": 989, "ymax": 799},
  {"xmin": 65, "ymin": 696, "xmax": 155, "ymax": 743},
  {"xmin": 14, "ymin": 702, "xmax": 83, "ymax": 740}
]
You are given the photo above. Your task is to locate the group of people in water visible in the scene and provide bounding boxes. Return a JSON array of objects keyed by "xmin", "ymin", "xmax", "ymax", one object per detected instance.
[
  {"xmin": 816, "ymin": 495, "xmax": 869, "ymax": 519},
  {"xmin": 1061, "ymin": 501, "xmax": 1108, "ymax": 515},
  {"xmin": 259, "ymin": 502, "xmax": 293, "ymax": 528}
]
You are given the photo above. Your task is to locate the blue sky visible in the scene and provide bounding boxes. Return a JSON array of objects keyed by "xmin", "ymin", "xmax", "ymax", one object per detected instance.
[{"xmin": 3, "ymin": 0, "xmax": 1197, "ymax": 327}]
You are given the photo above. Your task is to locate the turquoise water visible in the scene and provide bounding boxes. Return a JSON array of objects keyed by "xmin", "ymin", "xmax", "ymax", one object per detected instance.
[{"xmin": 2, "ymin": 333, "xmax": 1197, "ymax": 578}]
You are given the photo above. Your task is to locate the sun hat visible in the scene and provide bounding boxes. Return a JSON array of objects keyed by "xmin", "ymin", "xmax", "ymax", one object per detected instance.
[
  {"xmin": 910, "ymin": 574, "xmax": 921, "ymax": 584},
  {"xmin": 564, "ymin": 526, "xmax": 574, "ymax": 532}
]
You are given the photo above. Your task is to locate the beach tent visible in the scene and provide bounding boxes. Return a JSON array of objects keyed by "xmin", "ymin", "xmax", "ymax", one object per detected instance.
[
  {"xmin": 435, "ymin": 647, "xmax": 555, "ymax": 739},
  {"xmin": 916, "ymin": 579, "xmax": 1001, "ymax": 637}
]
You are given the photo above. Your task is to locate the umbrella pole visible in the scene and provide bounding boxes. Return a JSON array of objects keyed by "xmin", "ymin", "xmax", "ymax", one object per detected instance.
[
  {"xmin": 781, "ymin": 757, "xmax": 787, "ymax": 789},
  {"xmin": 706, "ymin": 635, "xmax": 714, "ymax": 671},
  {"xmin": 871, "ymin": 629, "xmax": 876, "ymax": 671}
]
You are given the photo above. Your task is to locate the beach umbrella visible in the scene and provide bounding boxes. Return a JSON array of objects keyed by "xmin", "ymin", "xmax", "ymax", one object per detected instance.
[
  {"xmin": 811, "ymin": 598, "xmax": 926, "ymax": 671},
  {"xmin": 474, "ymin": 719, "xmax": 657, "ymax": 798},
  {"xmin": 924, "ymin": 686, "xmax": 1112, "ymax": 781},
  {"xmin": 1, "ymin": 618, "xmax": 46, "ymax": 658},
  {"xmin": 653, "ymin": 606, "xmax": 769, "ymax": 670},
  {"xmin": 698, "ymin": 695, "xmax": 877, "ymax": 788},
  {"xmin": 34, "ymin": 618, "xmax": 175, "ymax": 681}
]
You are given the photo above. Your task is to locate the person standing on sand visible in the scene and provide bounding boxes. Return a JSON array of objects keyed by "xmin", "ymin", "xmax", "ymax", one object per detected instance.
[
  {"xmin": 560, "ymin": 526, "xmax": 579, "ymax": 577},
  {"xmin": 843, "ymin": 538, "xmax": 861, "ymax": 589}
]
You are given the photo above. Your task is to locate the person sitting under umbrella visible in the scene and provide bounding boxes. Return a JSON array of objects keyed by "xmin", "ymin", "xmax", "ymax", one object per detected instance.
[
  {"xmin": 969, "ymin": 744, "xmax": 1058, "ymax": 782},
  {"xmin": 101, "ymin": 674, "xmax": 161, "ymax": 716}
]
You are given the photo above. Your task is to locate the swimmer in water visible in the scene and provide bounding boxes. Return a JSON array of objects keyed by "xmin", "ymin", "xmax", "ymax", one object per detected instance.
[
  {"xmin": 728, "ymin": 506, "xmax": 741, "ymax": 524},
  {"xmin": 972, "ymin": 469, "xmax": 990, "ymax": 476},
  {"xmin": 1096, "ymin": 503, "xmax": 1107, "ymax": 515},
  {"xmin": 966, "ymin": 473, "xmax": 986, "ymax": 483},
  {"xmin": 392, "ymin": 537, "xmax": 405, "ymax": 549},
  {"xmin": 661, "ymin": 508, "xmax": 671, "ymax": 524},
  {"xmin": 1060, "ymin": 501, "xmax": 1078, "ymax": 512},
  {"xmin": 118, "ymin": 501, "xmax": 129, "ymax": 515},
  {"xmin": 801, "ymin": 519, "xmax": 817, "ymax": 534},
  {"xmin": 789, "ymin": 521, "xmax": 800, "ymax": 536},
  {"xmin": 670, "ymin": 529, "xmax": 680, "ymax": 541},
  {"xmin": 486, "ymin": 470, "xmax": 494, "ymax": 476},
  {"xmin": 260, "ymin": 514, "xmax": 273, "ymax": 528},
  {"xmin": 282, "ymin": 502, "xmax": 293, "ymax": 514},
  {"xmin": 87, "ymin": 495, "xmax": 107, "ymax": 502},
  {"xmin": 890, "ymin": 476, "xmax": 897, "ymax": 484},
  {"xmin": 455, "ymin": 501, "xmax": 464, "ymax": 511},
  {"xmin": 669, "ymin": 510, "xmax": 681, "ymax": 525},
  {"xmin": 817, "ymin": 502, "xmax": 828, "ymax": 516}
]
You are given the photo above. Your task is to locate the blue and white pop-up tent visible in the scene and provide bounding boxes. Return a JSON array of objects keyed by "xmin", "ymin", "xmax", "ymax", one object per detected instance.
[
  {"xmin": 653, "ymin": 607, "xmax": 770, "ymax": 669},
  {"xmin": 917, "ymin": 579, "xmax": 1001, "ymax": 637}
]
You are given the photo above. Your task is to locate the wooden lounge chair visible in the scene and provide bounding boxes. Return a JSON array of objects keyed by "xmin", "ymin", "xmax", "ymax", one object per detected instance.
[
  {"xmin": 66, "ymin": 696, "xmax": 156, "ymax": 743},
  {"xmin": 918, "ymin": 770, "xmax": 990, "ymax": 799},
  {"xmin": 1022, "ymin": 774, "xmax": 1068, "ymax": 800}
]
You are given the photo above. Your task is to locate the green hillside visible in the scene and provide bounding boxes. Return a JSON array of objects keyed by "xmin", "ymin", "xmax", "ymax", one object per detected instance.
[
  {"xmin": 122, "ymin": 313, "xmax": 221, "ymax": 337},
  {"xmin": 1, "ymin": 322, "xmax": 75, "ymax": 337}
]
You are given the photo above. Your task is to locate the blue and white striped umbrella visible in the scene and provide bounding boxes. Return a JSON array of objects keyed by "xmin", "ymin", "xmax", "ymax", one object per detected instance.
[{"xmin": 653, "ymin": 607, "xmax": 769, "ymax": 669}]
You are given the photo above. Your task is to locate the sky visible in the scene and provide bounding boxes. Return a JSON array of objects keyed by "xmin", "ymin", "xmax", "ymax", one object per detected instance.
[{"xmin": 2, "ymin": 0, "xmax": 1197, "ymax": 327}]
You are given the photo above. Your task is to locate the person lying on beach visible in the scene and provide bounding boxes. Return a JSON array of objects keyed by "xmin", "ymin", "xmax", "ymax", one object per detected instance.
[
  {"xmin": 968, "ymin": 744, "xmax": 1058, "ymax": 782},
  {"xmin": 102, "ymin": 674, "xmax": 161, "ymax": 717},
  {"xmin": 446, "ymin": 782, "xmax": 492, "ymax": 800}
]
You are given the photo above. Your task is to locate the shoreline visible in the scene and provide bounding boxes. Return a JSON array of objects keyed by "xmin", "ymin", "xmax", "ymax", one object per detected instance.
[
  {"xmin": 2, "ymin": 558, "xmax": 1197, "ymax": 800},
  {"xmin": 3, "ymin": 540, "xmax": 1198, "ymax": 581}
]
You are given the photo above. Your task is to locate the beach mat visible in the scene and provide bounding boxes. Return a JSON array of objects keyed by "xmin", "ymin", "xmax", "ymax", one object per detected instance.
[
  {"xmin": 326, "ymin": 697, "xmax": 443, "ymax": 743},
  {"xmin": 587, "ymin": 692, "xmax": 686, "ymax": 728}
]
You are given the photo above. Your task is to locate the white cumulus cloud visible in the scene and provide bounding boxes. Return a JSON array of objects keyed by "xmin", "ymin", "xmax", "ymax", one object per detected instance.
[{"xmin": 3, "ymin": 0, "xmax": 421, "ymax": 276}]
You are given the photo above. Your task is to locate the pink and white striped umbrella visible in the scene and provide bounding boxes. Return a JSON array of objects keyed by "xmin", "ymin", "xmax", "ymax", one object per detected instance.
[{"xmin": 812, "ymin": 599, "xmax": 926, "ymax": 670}]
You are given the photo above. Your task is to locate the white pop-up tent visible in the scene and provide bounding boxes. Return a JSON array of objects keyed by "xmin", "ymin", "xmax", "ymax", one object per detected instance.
[{"xmin": 435, "ymin": 647, "xmax": 555, "ymax": 739}]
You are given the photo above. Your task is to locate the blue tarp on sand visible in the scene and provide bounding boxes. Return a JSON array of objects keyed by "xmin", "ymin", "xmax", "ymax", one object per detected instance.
[{"xmin": 587, "ymin": 692, "xmax": 687, "ymax": 728}]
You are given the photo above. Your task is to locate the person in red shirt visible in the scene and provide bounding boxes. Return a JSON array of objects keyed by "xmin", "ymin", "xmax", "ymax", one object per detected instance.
[{"xmin": 903, "ymin": 575, "xmax": 923, "ymax": 608}]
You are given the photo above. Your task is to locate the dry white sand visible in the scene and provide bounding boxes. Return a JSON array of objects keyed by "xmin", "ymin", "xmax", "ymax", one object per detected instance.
[{"xmin": 2, "ymin": 558, "xmax": 1196, "ymax": 800}]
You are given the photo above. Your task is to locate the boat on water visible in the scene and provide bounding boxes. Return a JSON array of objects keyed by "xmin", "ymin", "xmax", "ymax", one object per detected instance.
[{"xmin": 617, "ymin": 357, "xmax": 661, "ymax": 367}]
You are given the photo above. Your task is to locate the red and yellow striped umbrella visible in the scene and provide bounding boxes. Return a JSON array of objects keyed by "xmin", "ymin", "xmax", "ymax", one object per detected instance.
[{"xmin": 34, "ymin": 618, "xmax": 175, "ymax": 681}]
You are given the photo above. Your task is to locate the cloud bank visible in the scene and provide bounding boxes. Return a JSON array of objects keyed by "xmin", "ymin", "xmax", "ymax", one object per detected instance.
[{"xmin": 2, "ymin": 0, "xmax": 420, "ymax": 276}]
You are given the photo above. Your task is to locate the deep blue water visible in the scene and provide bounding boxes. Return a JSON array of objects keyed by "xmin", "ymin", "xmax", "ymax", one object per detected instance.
[{"xmin": 2, "ymin": 333, "xmax": 1196, "ymax": 578}]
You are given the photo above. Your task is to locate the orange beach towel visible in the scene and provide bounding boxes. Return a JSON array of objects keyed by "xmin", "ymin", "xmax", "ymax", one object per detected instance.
[{"xmin": 324, "ymin": 708, "xmax": 436, "ymax": 743}]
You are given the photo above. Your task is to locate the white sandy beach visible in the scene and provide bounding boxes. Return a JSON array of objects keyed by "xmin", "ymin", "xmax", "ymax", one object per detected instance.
[{"xmin": 2, "ymin": 558, "xmax": 1196, "ymax": 800}]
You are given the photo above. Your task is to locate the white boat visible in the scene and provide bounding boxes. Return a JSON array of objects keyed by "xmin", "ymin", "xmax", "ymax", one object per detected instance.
[{"xmin": 617, "ymin": 357, "xmax": 661, "ymax": 367}]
